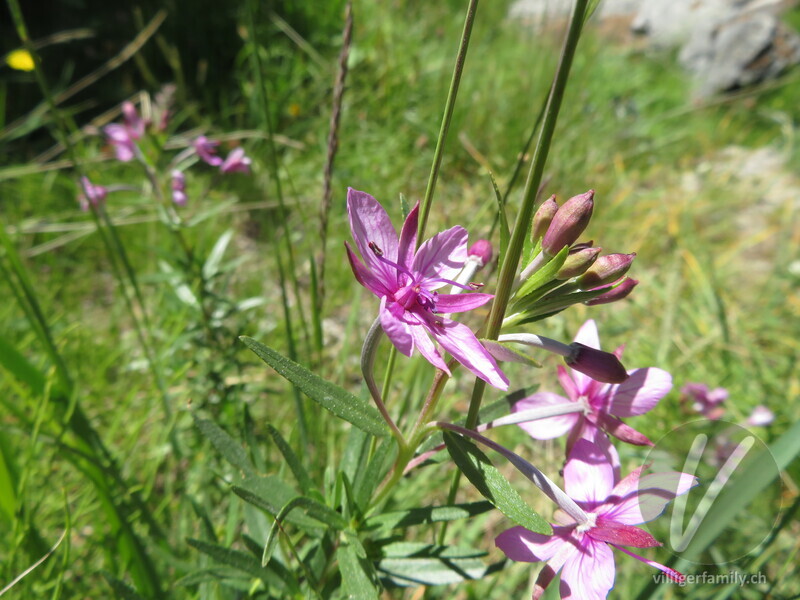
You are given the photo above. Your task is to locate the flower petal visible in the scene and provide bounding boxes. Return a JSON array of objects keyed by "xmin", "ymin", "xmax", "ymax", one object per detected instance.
[
  {"xmin": 347, "ymin": 188, "xmax": 399, "ymax": 286},
  {"xmin": 604, "ymin": 472, "xmax": 698, "ymax": 525},
  {"xmin": 412, "ymin": 225, "xmax": 468, "ymax": 286},
  {"xmin": 397, "ymin": 201, "xmax": 419, "ymax": 270},
  {"xmin": 434, "ymin": 292, "xmax": 493, "ymax": 313},
  {"xmin": 408, "ymin": 320, "xmax": 450, "ymax": 374},
  {"xmin": 495, "ymin": 526, "xmax": 574, "ymax": 563},
  {"xmin": 559, "ymin": 538, "xmax": 615, "ymax": 600},
  {"xmin": 380, "ymin": 297, "xmax": 414, "ymax": 356},
  {"xmin": 570, "ymin": 319, "xmax": 601, "ymax": 392},
  {"xmin": 564, "ymin": 439, "xmax": 615, "ymax": 508},
  {"xmin": 512, "ymin": 393, "xmax": 580, "ymax": 440},
  {"xmin": 345, "ymin": 242, "xmax": 393, "ymax": 297},
  {"xmin": 595, "ymin": 412, "xmax": 654, "ymax": 446},
  {"xmin": 588, "ymin": 520, "xmax": 661, "ymax": 548},
  {"xmin": 425, "ymin": 316, "xmax": 508, "ymax": 389},
  {"xmin": 607, "ymin": 368, "xmax": 672, "ymax": 417}
]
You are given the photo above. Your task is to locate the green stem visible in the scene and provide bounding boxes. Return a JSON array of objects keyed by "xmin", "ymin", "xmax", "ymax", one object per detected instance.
[
  {"xmin": 416, "ymin": 0, "xmax": 480, "ymax": 244},
  {"xmin": 465, "ymin": 0, "xmax": 589, "ymax": 430}
]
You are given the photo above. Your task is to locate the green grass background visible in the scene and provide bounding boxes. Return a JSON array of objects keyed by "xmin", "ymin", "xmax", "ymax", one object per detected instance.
[{"xmin": 1, "ymin": 0, "xmax": 799, "ymax": 597}]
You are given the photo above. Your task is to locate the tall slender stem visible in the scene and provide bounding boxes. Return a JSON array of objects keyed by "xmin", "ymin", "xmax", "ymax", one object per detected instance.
[
  {"xmin": 416, "ymin": 0, "xmax": 480, "ymax": 244},
  {"xmin": 465, "ymin": 0, "xmax": 589, "ymax": 430}
]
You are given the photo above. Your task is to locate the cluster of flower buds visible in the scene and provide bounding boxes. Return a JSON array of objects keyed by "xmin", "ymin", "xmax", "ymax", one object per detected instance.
[{"xmin": 506, "ymin": 190, "xmax": 638, "ymax": 327}]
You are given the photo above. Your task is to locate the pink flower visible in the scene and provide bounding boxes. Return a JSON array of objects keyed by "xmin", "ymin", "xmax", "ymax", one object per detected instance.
[
  {"xmin": 104, "ymin": 102, "xmax": 144, "ymax": 162},
  {"xmin": 193, "ymin": 135, "xmax": 223, "ymax": 167},
  {"xmin": 171, "ymin": 170, "xmax": 187, "ymax": 206},
  {"xmin": 681, "ymin": 383, "xmax": 727, "ymax": 420},
  {"xmin": 104, "ymin": 123, "xmax": 138, "ymax": 162},
  {"xmin": 746, "ymin": 405, "xmax": 774, "ymax": 427},
  {"xmin": 345, "ymin": 188, "xmax": 508, "ymax": 389},
  {"xmin": 496, "ymin": 439, "xmax": 696, "ymax": 599},
  {"xmin": 77, "ymin": 176, "xmax": 108, "ymax": 212},
  {"xmin": 220, "ymin": 147, "xmax": 251, "ymax": 174},
  {"xmin": 121, "ymin": 101, "xmax": 145, "ymax": 139},
  {"xmin": 512, "ymin": 320, "xmax": 671, "ymax": 448}
]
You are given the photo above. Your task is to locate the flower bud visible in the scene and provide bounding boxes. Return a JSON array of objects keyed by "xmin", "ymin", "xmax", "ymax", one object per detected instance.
[
  {"xmin": 566, "ymin": 342, "xmax": 628, "ymax": 383},
  {"xmin": 468, "ymin": 239, "xmax": 493, "ymax": 267},
  {"xmin": 578, "ymin": 253, "xmax": 636, "ymax": 289},
  {"xmin": 556, "ymin": 247, "xmax": 601, "ymax": 280},
  {"xmin": 531, "ymin": 195, "xmax": 558, "ymax": 245},
  {"xmin": 541, "ymin": 190, "xmax": 594, "ymax": 257},
  {"xmin": 585, "ymin": 278, "xmax": 638, "ymax": 305},
  {"xmin": 171, "ymin": 170, "xmax": 187, "ymax": 206}
]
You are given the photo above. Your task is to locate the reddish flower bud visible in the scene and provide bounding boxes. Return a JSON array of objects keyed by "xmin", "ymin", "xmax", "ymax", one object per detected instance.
[
  {"xmin": 542, "ymin": 190, "xmax": 594, "ymax": 257},
  {"xmin": 468, "ymin": 239, "xmax": 493, "ymax": 267},
  {"xmin": 585, "ymin": 278, "xmax": 638, "ymax": 305},
  {"xmin": 578, "ymin": 252, "xmax": 636, "ymax": 289},
  {"xmin": 531, "ymin": 195, "xmax": 558, "ymax": 245},
  {"xmin": 556, "ymin": 246, "xmax": 601, "ymax": 280},
  {"xmin": 566, "ymin": 342, "xmax": 628, "ymax": 383}
]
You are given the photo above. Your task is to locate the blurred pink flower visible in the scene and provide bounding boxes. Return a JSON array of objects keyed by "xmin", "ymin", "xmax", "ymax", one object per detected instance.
[
  {"xmin": 345, "ymin": 188, "xmax": 508, "ymax": 389},
  {"xmin": 104, "ymin": 102, "xmax": 144, "ymax": 162},
  {"xmin": 746, "ymin": 405, "xmax": 774, "ymax": 427},
  {"xmin": 220, "ymin": 147, "xmax": 251, "ymax": 174},
  {"xmin": 104, "ymin": 123, "xmax": 138, "ymax": 162},
  {"xmin": 77, "ymin": 176, "xmax": 108, "ymax": 212},
  {"xmin": 171, "ymin": 170, "xmax": 187, "ymax": 206},
  {"xmin": 681, "ymin": 382, "xmax": 727, "ymax": 420},
  {"xmin": 193, "ymin": 135, "xmax": 223, "ymax": 167},
  {"xmin": 496, "ymin": 439, "xmax": 695, "ymax": 599},
  {"xmin": 512, "ymin": 320, "xmax": 671, "ymax": 450}
]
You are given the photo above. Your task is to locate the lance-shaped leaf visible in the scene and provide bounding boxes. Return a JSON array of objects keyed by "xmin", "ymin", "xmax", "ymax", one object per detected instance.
[
  {"xmin": 444, "ymin": 432, "xmax": 550, "ymax": 534},
  {"xmin": 377, "ymin": 542, "xmax": 491, "ymax": 586},
  {"xmin": 337, "ymin": 542, "xmax": 381, "ymax": 600},
  {"xmin": 240, "ymin": 337, "xmax": 388, "ymax": 437},
  {"xmin": 262, "ymin": 496, "xmax": 348, "ymax": 566},
  {"xmin": 365, "ymin": 501, "xmax": 493, "ymax": 530}
]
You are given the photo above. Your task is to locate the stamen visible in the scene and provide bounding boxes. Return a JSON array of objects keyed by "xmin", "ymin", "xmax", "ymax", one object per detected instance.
[
  {"xmin": 370, "ymin": 247, "xmax": 416, "ymax": 281},
  {"xmin": 428, "ymin": 277, "xmax": 476, "ymax": 292}
]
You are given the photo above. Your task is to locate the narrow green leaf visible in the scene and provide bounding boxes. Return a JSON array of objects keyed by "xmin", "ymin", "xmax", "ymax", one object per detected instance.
[
  {"xmin": 444, "ymin": 432, "xmax": 550, "ymax": 534},
  {"xmin": 262, "ymin": 496, "xmax": 347, "ymax": 567},
  {"xmin": 0, "ymin": 429, "xmax": 18, "ymax": 524},
  {"xmin": 203, "ymin": 229, "xmax": 234, "ymax": 279},
  {"xmin": 489, "ymin": 171, "xmax": 510, "ymax": 259},
  {"xmin": 103, "ymin": 574, "xmax": 146, "ymax": 600},
  {"xmin": 0, "ymin": 335, "xmax": 48, "ymax": 396},
  {"xmin": 399, "ymin": 193, "xmax": 410, "ymax": 220},
  {"xmin": 515, "ymin": 244, "xmax": 569, "ymax": 299},
  {"xmin": 365, "ymin": 501, "xmax": 493, "ymax": 530},
  {"xmin": 265, "ymin": 424, "xmax": 317, "ymax": 498},
  {"xmin": 194, "ymin": 416, "xmax": 254, "ymax": 476},
  {"xmin": 337, "ymin": 543, "xmax": 381, "ymax": 599},
  {"xmin": 240, "ymin": 337, "xmax": 388, "ymax": 437},
  {"xmin": 355, "ymin": 439, "xmax": 397, "ymax": 509},
  {"xmin": 377, "ymin": 542, "xmax": 489, "ymax": 586},
  {"xmin": 231, "ymin": 476, "xmax": 322, "ymax": 532},
  {"xmin": 187, "ymin": 538, "xmax": 274, "ymax": 582}
]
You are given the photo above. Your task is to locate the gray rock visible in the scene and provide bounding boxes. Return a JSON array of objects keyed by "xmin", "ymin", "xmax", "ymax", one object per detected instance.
[
  {"xmin": 508, "ymin": 0, "xmax": 800, "ymax": 96},
  {"xmin": 680, "ymin": 11, "xmax": 800, "ymax": 96}
]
